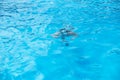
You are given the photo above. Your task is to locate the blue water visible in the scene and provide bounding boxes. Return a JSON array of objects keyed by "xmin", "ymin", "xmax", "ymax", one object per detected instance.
[{"xmin": 0, "ymin": 0, "xmax": 120, "ymax": 80}]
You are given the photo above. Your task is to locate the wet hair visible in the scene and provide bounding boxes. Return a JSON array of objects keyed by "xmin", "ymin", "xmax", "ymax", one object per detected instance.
[
  {"xmin": 59, "ymin": 28, "xmax": 72, "ymax": 33},
  {"xmin": 59, "ymin": 28, "xmax": 66, "ymax": 32},
  {"xmin": 66, "ymin": 30, "xmax": 71, "ymax": 32}
]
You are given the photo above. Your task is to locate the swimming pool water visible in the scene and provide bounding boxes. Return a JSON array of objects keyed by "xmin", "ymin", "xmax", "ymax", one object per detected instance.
[{"xmin": 0, "ymin": 0, "xmax": 120, "ymax": 80}]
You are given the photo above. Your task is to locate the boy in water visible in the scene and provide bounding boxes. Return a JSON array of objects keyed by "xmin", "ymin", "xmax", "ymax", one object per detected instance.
[{"xmin": 51, "ymin": 26, "xmax": 78, "ymax": 45}]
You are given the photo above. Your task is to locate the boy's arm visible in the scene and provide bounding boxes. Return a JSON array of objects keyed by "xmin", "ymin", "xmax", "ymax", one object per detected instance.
[
  {"xmin": 71, "ymin": 32, "xmax": 78, "ymax": 40},
  {"xmin": 51, "ymin": 32, "xmax": 60, "ymax": 38}
]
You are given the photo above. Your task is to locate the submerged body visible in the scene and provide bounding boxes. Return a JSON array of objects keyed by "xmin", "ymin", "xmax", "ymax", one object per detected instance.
[{"xmin": 51, "ymin": 27, "xmax": 78, "ymax": 42}]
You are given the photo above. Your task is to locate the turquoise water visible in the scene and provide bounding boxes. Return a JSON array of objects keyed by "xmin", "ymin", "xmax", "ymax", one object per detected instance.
[{"xmin": 0, "ymin": 0, "xmax": 120, "ymax": 80}]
